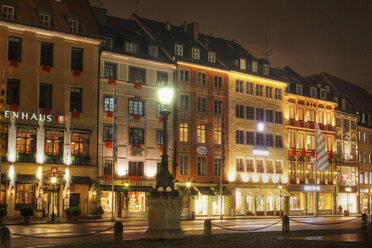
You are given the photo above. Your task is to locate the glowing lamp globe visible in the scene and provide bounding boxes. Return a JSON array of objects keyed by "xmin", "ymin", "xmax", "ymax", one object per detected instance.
[
  {"xmin": 186, "ymin": 182, "xmax": 191, "ymax": 188},
  {"xmin": 51, "ymin": 177, "xmax": 57, "ymax": 184},
  {"xmin": 158, "ymin": 83, "xmax": 174, "ymax": 105},
  {"xmin": 257, "ymin": 122, "xmax": 265, "ymax": 132}
]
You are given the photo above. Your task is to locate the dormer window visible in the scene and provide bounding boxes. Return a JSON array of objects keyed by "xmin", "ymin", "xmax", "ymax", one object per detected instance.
[
  {"xmin": 252, "ymin": 61, "xmax": 258, "ymax": 72},
  {"xmin": 67, "ymin": 18, "xmax": 79, "ymax": 33},
  {"xmin": 310, "ymin": 87, "xmax": 317, "ymax": 98},
  {"xmin": 175, "ymin": 44, "xmax": 183, "ymax": 56},
  {"xmin": 320, "ymin": 89, "xmax": 326, "ymax": 99},
  {"xmin": 192, "ymin": 48, "xmax": 200, "ymax": 60},
  {"xmin": 362, "ymin": 113, "xmax": 366, "ymax": 123},
  {"xmin": 149, "ymin": 45, "xmax": 158, "ymax": 58},
  {"xmin": 325, "ymin": 85, "xmax": 330, "ymax": 93},
  {"xmin": 296, "ymin": 84, "xmax": 303, "ymax": 95},
  {"xmin": 39, "ymin": 13, "xmax": 51, "ymax": 27},
  {"xmin": 341, "ymin": 99, "xmax": 346, "ymax": 109},
  {"xmin": 240, "ymin": 59, "xmax": 246, "ymax": 70},
  {"xmin": 125, "ymin": 41, "xmax": 138, "ymax": 54},
  {"xmin": 263, "ymin": 64, "xmax": 269, "ymax": 75},
  {"xmin": 2, "ymin": 5, "xmax": 14, "ymax": 20},
  {"xmin": 104, "ymin": 37, "xmax": 113, "ymax": 49},
  {"xmin": 208, "ymin": 52, "xmax": 216, "ymax": 63}
]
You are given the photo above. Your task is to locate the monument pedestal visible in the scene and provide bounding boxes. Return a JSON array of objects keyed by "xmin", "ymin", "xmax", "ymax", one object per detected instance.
[{"xmin": 145, "ymin": 193, "xmax": 184, "ymax": 240}]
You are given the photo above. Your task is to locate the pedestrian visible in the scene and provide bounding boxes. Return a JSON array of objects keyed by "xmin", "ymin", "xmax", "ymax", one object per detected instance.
[{"xmin": 338, "ymin": 205, "xmax": 342, "ymax": 214}]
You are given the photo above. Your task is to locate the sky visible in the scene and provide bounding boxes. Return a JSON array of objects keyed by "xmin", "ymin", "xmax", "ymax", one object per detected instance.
[{"xmin": 90, "ymin": 0, "xmax": 372, "ymax": 95}]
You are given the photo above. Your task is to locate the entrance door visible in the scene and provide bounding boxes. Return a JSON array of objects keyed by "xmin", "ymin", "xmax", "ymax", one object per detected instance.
[{"xmin": 44, "ymin": 191, "xmax": 59, "ymax": 217}]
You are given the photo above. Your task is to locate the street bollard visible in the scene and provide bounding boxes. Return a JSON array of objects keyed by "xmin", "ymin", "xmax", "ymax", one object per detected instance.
[
  {"xmin": 0, "ymin": 227, "xmax": 10, "ymax": 248},
  {"xmin": 282, "ymin": 215, "xmax": 289, "ymax": 232},
  {"xmin": 114, "ymin": 221, "xmax": 124, "ymax": 244},
  {"xmin": 203, "ymin": 219, "xmax": 211, "ymax": 237},
  {"xmin": 361, "ymin": 213, "xmax": 368, "ymax": 230}
]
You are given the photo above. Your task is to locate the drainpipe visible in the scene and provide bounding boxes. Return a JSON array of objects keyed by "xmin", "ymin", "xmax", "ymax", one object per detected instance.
[
  {"xmin": 173, "ymin": 68, "xmax": 178, "ymax": 181},
  {"xmin": 96, "ymin": 43, "xmax": 103, "ymax": 185}
]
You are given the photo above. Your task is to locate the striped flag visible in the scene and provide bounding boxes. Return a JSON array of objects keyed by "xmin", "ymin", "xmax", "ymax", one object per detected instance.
[{"xmin": 316, "ymin": 124, "xmax": 329, "ymax": 171}]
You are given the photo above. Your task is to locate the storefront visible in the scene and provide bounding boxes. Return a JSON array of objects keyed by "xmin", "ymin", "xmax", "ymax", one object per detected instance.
[
  {"xmin": 359, "ymin": 188, "xmax": 371, "ymax": 214},
  {"xmin": 194, "ymin": 186, "xmax": 215, "ymax": 216},
  {"xmin": 336, "ymin": 186, "xmax": 358, "ymax": 214}
]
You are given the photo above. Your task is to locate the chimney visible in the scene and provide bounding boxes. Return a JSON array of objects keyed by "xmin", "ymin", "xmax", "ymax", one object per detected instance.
[
  {"xmin": 91, "ymin": 7, "xmax": 107, "ymax": 27},
  {"xmin": 187, "ymin": 22, "xmax": 199, "ymax": 40},
  {"xmin": 182, "ymin": 22, "xmax": 187, "ymax": 33},
  {"xmin": 165, "ymin": 21, "xmax": 171, "ymax": 31}
]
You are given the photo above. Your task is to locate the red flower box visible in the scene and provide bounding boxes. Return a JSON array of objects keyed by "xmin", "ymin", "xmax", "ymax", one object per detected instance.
[
  {"xmin": 329, "ymin": 151, "xmax": 334, "ymax": 159},
  {"xmin": 159, "ymin": 145, "xmax": 163, "ymax": 152},
  {"xmin": 108, "ymin": 78, "xmax": 116, "ymax": 85},
  {"xmin": 300, "ymin": 120, "xmax": 305, "ymax": 127},
  {"xmin": 134, "ymin": 83, "xmax": 142, "ymax": 89},
  {"xmin": 290, "ymin": 119, "xmax": 295, "ymax": 126},
  {"xmin": 107, "ymin": 111, "xmax": 113, "ymax": 119},
  {"xmin": 106, "ymin": 175, "xmax": 112, "ymax": 182},
  {"xmin": 327, "ymin": 124, "xmax": 333, "ymax": 131},
  {"xmin": 73, "ymin": 70, "xmax": 81, "ymax": 77},
  {"xmin": 319, "ymin": 123, "xmax": 324, "ymax": 130},
  {"xmin": 301, "ymin": 149, "xmax": 306, "ymax": 157},
  {"xmin": 291, "ymin": 148, "xmax": 296, "ymax": 156},
  {"xmin": 131, "ymin": 176, "xmax": 139, "ymax": 182},
  {"xmin": 159, "ymin": 117, "xmax": 163, "ymax": 124},
  {"xmin": 133, "ymin": 114, "xmax": 140, "ymax": 120},
  {"xmin": 42, "ymin": 108, "xmax": 50, "ymax": 115},
  {"xmin": 9, "ymin": 61, "xmax": 18, "ymax": 68},
  {"xmin": 72, "ymin": 111, "xmax": 80, "ymax": 119},
  {"xmin": 105, "ymin": 140, "xmax": 113, "ymax": 148},
  {"xmin": 310, "ymin": 122, "xmax": 315, "ymax": 129},
  {"xmin": 311, "ymin": 150, "xmax": 315, "ymax": 158},
  {"xmin": 133, "ymin": 142, "xmax": 141, "ymax": 148},
  {"xmin": 42, "ymin": 65, "xmax": 51, "ymax": 73},
  {"xmin": 9, "ymin": 105, "xmax": 18, "ymax": 111}
]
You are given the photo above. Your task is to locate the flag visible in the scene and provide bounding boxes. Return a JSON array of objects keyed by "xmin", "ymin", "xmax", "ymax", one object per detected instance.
[{"xmin": 316, "ymin": 125, "xmax": 329, "ymax": 171}]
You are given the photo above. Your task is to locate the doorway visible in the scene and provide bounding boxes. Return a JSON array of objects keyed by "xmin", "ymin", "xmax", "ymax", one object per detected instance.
[{"xmin": 43, "ymin": 191, "xmax": 59, "ymax": 217}]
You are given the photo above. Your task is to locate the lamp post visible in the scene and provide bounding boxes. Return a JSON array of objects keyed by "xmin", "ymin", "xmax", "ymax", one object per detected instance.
[
  {"xmin": 51, "ymin": 176, "xmax": 56, "ymax": 221},
  {"xmin": 186, "ymin": 181, "xmax": 191, "ymax": 219},
  {"xmin": 278, "ymin": 184, "xmax": 283, "ymax": 217}
]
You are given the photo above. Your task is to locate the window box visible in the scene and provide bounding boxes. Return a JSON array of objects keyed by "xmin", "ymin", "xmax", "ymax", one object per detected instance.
[
  {"xmin": 159, "ymin": 117, "xmax": 163, "ymax": 124},
  {"xmin": 9, "ymin": 105, "xmax": 18, "ymax": 111},
  {"xmin": 17, "ymin": 153, "xmax": 36, "ymax": 163},
  {"xmin": 133, "ymin": 142, "xmax": 141, "ymax": 148},
  {"xmin": 108, "ymin": 78, "xmax": 116, "ymax": 86},
  {"xmin": 9, "ymin": 61, "xmax": 18, "ymax": 68},
  {"xmin": 327, "ymin": 124, "xmax": 333, "ymax": 131},
  {"xmin": 73, "ymin": 70, "xmax": 81, "ymax": 77},
  {"xmin": 291, "ymin": 148, "xmax": 296, "ymax": 156},
  {"xmin": 301, "ymin": 149, "xmax": 306, "ymax": 158},
  {"xmin": 72, "ymin": 111, "xmax": 80, "ymax": 119},
  {"xmin": 309, "ymin": 121, "xmax": 315, "ymax": 129},
  {"xmin": 134, "ymin": 83, "xmax": 142, "ymax": 89},
  {"xmin": 106, "ymin": 111, "xmax": 113, "ymax": 119},
  {"xmin": 42, "ymin": 65, "xmax": 50, "ymax": 73},
  {"xmin": 133, "ymin": 114, "xmax": 140, "ymax": 120},
  {"xmin": 42, "ymin": 108, "xmax": 50, "ymax": 115},
  {"xmin": 290, "ymin": 119, "xmax": 295, "ymax": 126},
  {"xmin": 44, "ymin": 154, "xmax": 63, "ymax": 164},
  {"xmin": 105, "ymin": 141, "xmax": 113, "ymax": 148},
  {"xmin": 299, "ymin": 120, "xmax": 305, "ymax": 127},
  {"xmin": 319, "ymin": 123, "xmax": 324, "ymax": 130}
]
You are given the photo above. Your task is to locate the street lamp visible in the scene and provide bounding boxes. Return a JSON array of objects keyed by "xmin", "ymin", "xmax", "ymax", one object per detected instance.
[
  {"xmin": 51, "ymin": 176, "xmax": 56, "ymax": 221},
  {"xmin": 278, "ymin": 185, "xmax": 283, "ymax": 217},
  {"xmin": 186, "ymin": 181, "xmax": 191, "ymax": 219}
]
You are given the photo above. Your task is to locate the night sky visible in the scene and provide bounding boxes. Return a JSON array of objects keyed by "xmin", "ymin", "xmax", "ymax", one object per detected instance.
[{"xmin": 90, "ymin": 0, "xmax": 372, "ymax": 94}]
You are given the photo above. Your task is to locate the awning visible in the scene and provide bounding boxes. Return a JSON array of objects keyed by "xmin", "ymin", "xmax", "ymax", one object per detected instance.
[
  {"xmin": 0, "ymin": 174, "xmax": 10, "ymax": 183},
  {"xmin": 71, "ymin": 176, "xmax": 93, "ymax": 185},
  {"xmin": 245, "ymin": 188, "xmax": 260, "ymax": 196},
  {"xmin": 196, "ymin": 186, "xmax": 215, "ymax": 195},
  {"xmin": 16, "ymin": 174, "xmax": 39, "ymax": 184},
  {"xmin": 100, "ymin": 185, "xmax": 154, "ymax": 192},
  {"xmin": 128, "ymin": 186, "xmax": 154, "ymax": 192},
  {"xmin": 101, "ymin": 185, "xmax": 128, "ymax": 192},
  {"xmin": 222, "ymin": 187, "xmax": 232, "ymax": 196},
  {"xmin": 259, "ymin": 188, "xmax": 273, "ymax": 197}
]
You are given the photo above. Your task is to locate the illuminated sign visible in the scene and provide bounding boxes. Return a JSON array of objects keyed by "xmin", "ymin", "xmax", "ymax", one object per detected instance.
[
  {"xmin": 345, "ymin": 187, "xmax": 351, "ymax": 192},
  {"xmin": 58, "ymin": 115, "xmax": 65, "ymax": 124},
  {"xmin": 304, "ymin": 185, "xmax": 321, "ymax": 192},
  {"xmin": 253, "ymin": 149, "xmax": 269, "ymax": 156},
  {"xmin": 196, "ymin": 146, "xmax": 207, "ymax": 155},
  {"xmin": 5, "ymin": 111, "xmax": 52, "ymax": 122},
  {"xmin": 360, "ymin": 189, "xmax": 368, "ymax": 193}
]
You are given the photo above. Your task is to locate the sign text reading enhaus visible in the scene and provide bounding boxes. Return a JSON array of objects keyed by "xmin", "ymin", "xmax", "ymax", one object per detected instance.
[{"xmin": 4, "ymin": 111, "xmax": 52, "ymax": 122}]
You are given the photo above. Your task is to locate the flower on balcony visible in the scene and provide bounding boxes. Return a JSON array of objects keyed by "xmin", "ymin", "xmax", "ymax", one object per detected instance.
[
  {"xmin": 9, "ymin": 61, "xmax": 18, "ymax": 68},
  {"xmin": 159, "ymin": 117, "xmax": 163, "ymax": 124},
  {"xmin": 134, "ymin": 83, "xmax": 142, "ymax": 89},
  {"xmin": 301, "ymin": 149, "xmax": 306, "ymax": 157},
  {"xmin": 299, "ymin": 120, "xmax": 305, "ymax": 127},
  {"xmin": 108, "ymin": 78, "xmax": 116, "ymax": 85},
  {"xmin": 291, "ymin": 148, "xmax": 296, "ymax": 156},
  {"xmin": 73, "ymin": 70, "xmax": 81, "ymax": 77},
  {"xmin": 107, "ymin": 111, "xmax": 113, "ymax": 119},
  {"xmin": 290, "ymin": 119, "xmax": 295, "ymax": 126},
  {"xmin": 309, "ymin": 122, "xmax": 315, "ymax": 129},
  {"xmin": 133, "ymin": 114, "xmax": 141, "ymax": 120},
  {"xmin": 319, "ymin": 123, "xmax": 324, "ymax": 130},
  {"xmin": 42, "ymin": 65, "xmax": 51, "ymax": 73}
]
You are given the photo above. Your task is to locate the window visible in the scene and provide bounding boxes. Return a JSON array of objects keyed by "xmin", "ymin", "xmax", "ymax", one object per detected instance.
[
  {"xmin": 125, "ymin": 41, "xmax": 138, "ymax": 54},
  {"xmin": 197, "ymin": 72, "xmax": 207, "ymax": 86},
  {"xmin": 129, "ymin": 99, "xmax": 144, "ymax": 116},
  {"xmin": 129, "ymin": 128, "xmax": 144, "ymax": 144},
  {"xmin": 208, "ymin": 52, "xmax": 216, "ymax": 63},
  {"xmin": 239, "ymin": 59, "xmax": 246, "ymax": 70},
  {"xmin": 16, "ymin": 129, "xmax": 36, "ymax": 154},
  {"xmin": 256, "ymin": 133, "xmax": 264, "ymax": 146},
  {"xmin": 67, "ymin": 18, "xmax": 79, "ymax": 33},
  {"xmin": 104, "ymin": 96, "xmax": 114, "ymax": 112},
  {"xmin": 326, "ymin": 112, "xmax": 332, "ymax": 125},
  {"xmin": 197, "ymin": 124, "xmax": 206, "ymax": 143},
  {"xmin": 246, "ymin": 82, "xmax": 254, "ymax": 95},
  {"xmin": 214, "ymin": 127, "xmax": 221, "ymax": 145},
  {"xmin": 310, "ymin": 87, "xmax": 317, "ymax": 98},
  {"xmin": 8, "ymin": 36, "xmax": 22, "ymax": 62},
  {"xmin": 104, "ymin": 37, "xmax": 113, "ymax": 49},
  {"xmin": 192, "ymin": 48, "xmax": 200, "ymax": 60},
  {"xmin": 129, "ymin": 67, "xmax": 146, "ymax": 84},
  {"xmin": 179, "ymin": 69, "xmax": 189, "ymax": 82},
  {"xmin": 45, "ymin": 133, "xmax": 63, "ymax": 155},
  {"xmin": 256, "ymin": 84, "xmax": 263, "ymax": 96},
  {"xmin": 236, "ymin": 130, "xmax": 244, "ymax": 144},
  {"xmin": 70, "ymin": 87, "xmax": 82, "ymax": 112},
  {"xmin": 320, "ymin": 89, "xmax": 326, "ymax": 99},
  {"xmin": 236, "ymin": 80, "xmax": 243, "ymax": 93},
  {"xmin": 336, "ymin": 117, "xmax": 341, "ymax": 127},
  {"xmin": 256, "ymin": 108, "xmax": 264, "ymax": 121},
  {"xmin": 236, "ymin": 158, "xmax": 244, "ymax": 172},
  {"xmin": 0, "ymin": 184, "xmax": 5, "ymax": 203},
  {"xmin": 40, "ymin": 42, "xmax": 53, "ymax": 66},
  {"xmin": 296, "ymin": 84, "xmax": 303, "ymax": 95},
  {"xmin": 266, "ymin": 134, "xmax": 274, "ymax": 147},
  {"xmin": 246, "ymin": 131, "xmax": 254, "ymax": 145},
  {"xmin": 266, "ymin": 110, "xmax": 273, "ymax": 122},
  {"xmin": 246, "ymin": 159, "xmax": 254, "ymax": 172},
  {"xmin": 275, "ymin": 135, "xmax": 283, "ymax": 148},
  {"xmin": 297, "ymin": 108, "xmax": 304, "ymax": 121},
  {"xmin": 308, "ymin": 110, "xmax": 315, "ymax": 122},
  {"xmin": 39, "ymin": 13, "xmax": 50, "ymax": 27},
  {"xmin": 104, "ymin": 63, "xmax": 117, "ymax": 79},
  {"xmin": 71, "ymin": 47, "xmax": 83, "ymax": 71},
  {"xmin": 246, "ymin": 106, "xmax": 254, "ymax": 120},
  {"xmin": 266, "ymin": 160, "xmax": 274, "ymax": 173},
  {"xmin": 341, "ymin": 99, "xmax": 346, "ymax": 109},
  {"xmin": 275, "ymin": 111, "xmax": 283, "ymax": 124},
  {"xmin": 263, "ymin": 65, "xmax": 269, "ymax": 75},
  {"xmin": 149, "ymin": 45, "xmax": 158, "ymax": 57},
  {"xmin": 104, "ymin": 160, "xmax": 112, "ymax": 176},
  {"xmin": 343, "ymin": 119, "xmax": 349, "ymax": 131},
  {"xmin": 275, "ymin": 88, "xmax": 282, "ymax": 100},
  {"xmin": 7, "ymin": 78, "xmax": 20, "ymax": 105},
  {"xmin": 180, "ymin": 94, "xmax": 190, "ymax": 111},
  {"xmin": 103, "ymin": 126, "xmax": 113, "ymax": 141},
  {"xmin": 214, "ymin": 100, "xmax": 222, "ymax": 115},
  {"xmin": 197, "ymin": 156, "xmax": 207, "ymax": 176},
  {"xmin": 289, "ymin": 132, "xmax": 295, "ymax": 148},
  {"xmin": 256, "ymin": 159, "xmax": 264, "ymax": 173},
  {"xmin": 179, "ymin": 122, "xmax": 189, "ymax": 142},
  {"xmin": 156, "ymin": 104, "xmax": 163, "ymax": 118},
  {"xmin": 175, "ymin": 44, "xmax": 183, "ymax": 56},
  {"xmin": 362, "ymin": 113, "xmax": 366, "ymax": 123},
  {"xmin": 298, "ymin": 133, "xmax": 304, "ymax": 149},
  {"xmin": 16, "ymin": 185, "xmax": 34, "ymax": 204},
  {"xmin": 275, "ymin": 161, "xmax": 283, "ymax": 174},
  {"xmin": 360, "ymin": 172, "xmax": 364, "ymax": 184},
  {"xmin": 351, "ymin": 121, "xmax": 356, "ymax": 130},
  {"xmin": 128, "ymin": 161, "xmax": 144, "ymax": 176},
  {"xmin": 252, "ymin": 61, "xmax": 258, "ymax": 72},
  {"xmin": 214, "ymin": 75, "xmax": 223, "ymax": 88},
  {"xmin": 157, "ymin": 71, "xmax": 168, "ymax": 86},
  {"xmin": 179, "ymin": 155, "xmax": 189, "ymax": 176},
  {"xmin": 156, "ymin": 130, "xmax": 163, "ymax": 145},
  {"xmin": 197, "ymin": 97, "xmax": 207, "ymax": 113},
  {"xmin": 318, "ymin": 111, "xmax": 324, "ymax": 124},
  {"xmin": 2, "ymin": 5, "xmax": 14, "ymax": 20},
  {"xmin": 214, "ymin": 158, "xmax": 221, "ymax": 177},
  {"xmin": 39, "ymin": 83, "xmax": 52, "ymax": 109},
  {"xmin": 266, "ymin": 86, "xmax": 273, "ymax": 98},
  {"xmin": 236, "ymin": 105, "xmax": 244, "ymax": 118},
  {"xmin": 289, "ymin": 106, "xmax": 295, "ymax": 119},
  {"xmin": 71, "ymin": 135, "xmax": 89, "ymax": 156},
  {"xmin": 364, "ymin": 152, "xmax": 367, "ymax": 163}
]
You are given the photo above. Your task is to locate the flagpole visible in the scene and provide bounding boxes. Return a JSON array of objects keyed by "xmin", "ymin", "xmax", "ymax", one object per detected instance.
[{"xmin": 111, "ymin": 88, "xmax": 115, "ymax": 221}]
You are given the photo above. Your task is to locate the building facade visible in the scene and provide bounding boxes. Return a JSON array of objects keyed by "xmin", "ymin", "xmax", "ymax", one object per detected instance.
[{"xmin": 358, "ymin": 126, "xmax": 372, "ymax": 213}]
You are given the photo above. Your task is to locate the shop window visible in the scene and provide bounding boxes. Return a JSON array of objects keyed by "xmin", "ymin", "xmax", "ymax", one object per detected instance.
[
  {"xmin": 15, "ymin": 184, "xmax": 34, "ymax": 204},
  {"xmin": 103, "ymin": 126, "xmax": 113, "ymax": 141},
  {"xmin": 104, "ymin": 96, "xmax": 114, "ymax": 112},
  {"xmin": 129, "ymin": 67, "xmax": 145, "ymax": 84},
  {"xmin": 0, "ymin": 184, "xmax": 6, "ymax": 203},
  {"xmin": 39, "ymin": 83, "xmax": 52, "ymax": 109},
  {"xmin": 101, "ymin": 191, "xmax": 113, "ymax": 212},
  {"xmin": 179, "ymin": 155, "xmax": 189, "ymax": 176},
  {"xmin": 70, "ymin": 87, "xmax": 82, "ymax": 112},
  {"xmin": 104, "ymin": 62, "xmax": 117, "ymax": 79},
  {"xmin": 103, "ymin": 160, "xmax": 112, "ymax": 176},
  {"xmin": 318, "ymin": 193, "xmax": 332, "ymax": 210},
  {"xmin": 129, "ymin": 99, "xmax": 144, "ymax": 116},
  {"xmin": 179, "ymin": 122, "xmax": 189, "ymax": 142},
  {"xmin": 256, "ymin": 159, "xmax": 264, "ymax": 173},
  {"xmin": 275, "ymin": 161, "xmax": 283, "ymax": 174},
  {"xmin": 40, "ymin": 42, "xmax": 54, "ymax": 66},
  {"xmin": 8, "ymin": 36, "xmax": 22, "ymax": 62},
  {"xmin": 71, "ymin": 134, "xmax": 89, "ymax": 156},
  {"xmin": 197, "ymin": 72, "xmax": 207, "ymax": 86},
  {"xmin": 157, "ymin": 71, "xmax": 168, "ymax": 86},
  {"xmin": 197, "ymin": 156, "xmax": 207, "ymax": 176},
  {"xmin": 156, "ymin": 130, "xmax": 163, "ymax": 145},
  {"xmin": 246, "ymin": 159, "xmax": 254, "ymax": 172},
  {"xmin": 214, "ymin": 158, "xmax": 221, "ymax": 177},
  {"xmin": 266, "ymin": 160, "xmax": 274, "ymax": 173},
  {"xmin": 197, "ymin": 124, "xmax": 206, "ymax": 143},
  {"xmin": 128, "ymin": 192, "xmax": 146, "ymax": 213},
  {"xmin": 128, "ymin": 161, "xmax": 144, "ymax": 176},
  {"xmin": 214, "ymin": 126, "xmax": 221, "ymax": 145},
  {"xmin": 129, "ymin": 128, "xmax": 144, "ymax": 144},
  {"xmin": 45, "ymin": 132, "xmax": 63, "ymax": 155},
  {"xmin": 290, "ymin": 192, "xmax": 303, "ymax": 210},
  {"xmin": 236, "ymin": 158, "xmax": 244, "ymax": 172},
  {"xmin": 6, "ymin": 78, "xmax": 20, "ymax": 105},
  {"xmin": 71, "ymin": 47, "xmax": 83, "ymax": 71}
]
